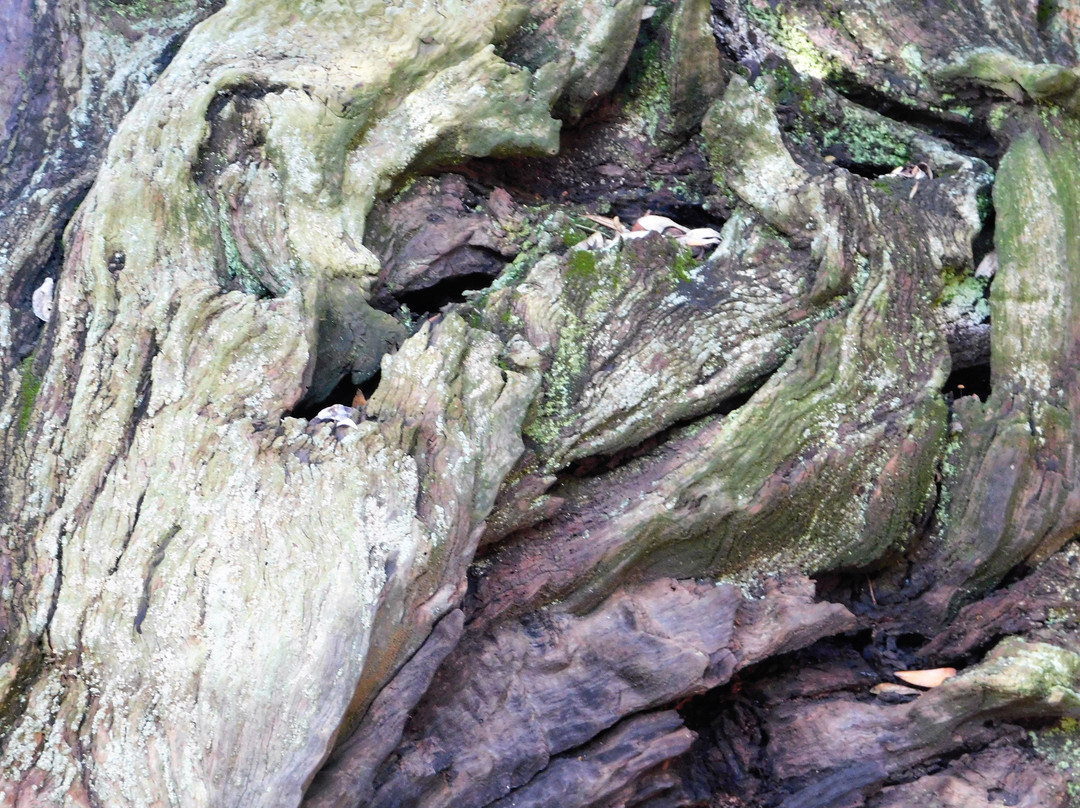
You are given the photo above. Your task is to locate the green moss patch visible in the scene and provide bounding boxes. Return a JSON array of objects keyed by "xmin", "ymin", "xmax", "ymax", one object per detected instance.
[
  {"xmin": 17, "ymin": 355, "xmax": 42, "ymax": 436},
  {"xmin": 566, "ymin": 249, "xmax": 598, "ymax": 283}
]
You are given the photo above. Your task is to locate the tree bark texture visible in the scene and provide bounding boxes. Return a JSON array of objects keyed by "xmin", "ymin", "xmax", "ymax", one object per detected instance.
[{"xmin": 5, "ymin": 0, "xmax": 1080, "ymax": 806}]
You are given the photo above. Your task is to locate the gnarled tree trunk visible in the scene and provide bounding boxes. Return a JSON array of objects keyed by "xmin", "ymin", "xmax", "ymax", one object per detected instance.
[{"xmin": 4, "ymin": 1, "xmax": 1080, "ymax": 806}]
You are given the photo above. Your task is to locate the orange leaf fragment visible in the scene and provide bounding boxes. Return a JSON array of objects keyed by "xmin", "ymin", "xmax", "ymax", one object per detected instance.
[
  {"xmin": 581, "ymin": 214, "xmax": 627, "ymax": 233},
  {"xmin": 894, "ymin": 667, "xmax": 957, "ymax": 688}
]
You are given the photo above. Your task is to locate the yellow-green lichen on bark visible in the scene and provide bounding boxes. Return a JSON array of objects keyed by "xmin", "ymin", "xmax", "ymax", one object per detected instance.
[
  {"xmin": 16, "ymin": 355, "xmax": 41, "ymax": 437},
  {"xmin": 666, "ymin": 0, "xmax": 725, "ymax": 136},
  {"xmin": 941, "ymin": 49, "xmax": 1080, "ymax": 109},
  {"xmin": 496, "ymin": 0, "xmax": 647, "ymax": 122},
  {"xmin": 1, "ymin": 1, "xmax": 658, "ymax": 804},
  {"xmin": 991, "ymin": 129, "xmax": 1074, "ymax": 397},
  {"xmin": 474, "ymin": 73, "xmax": 984, "ymax": 616},
  {"xmin": 917, "ymin": 105, "xmax": 1080, "ymax": 616}
]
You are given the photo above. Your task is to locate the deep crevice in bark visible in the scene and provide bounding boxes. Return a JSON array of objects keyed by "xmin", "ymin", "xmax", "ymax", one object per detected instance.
[
  {"xmin": 10, "ymin": 3, "xmax": 1080, "ymax": 803},
  {"xmin": 133, "ymin": 524, "xmax": 180, "ymax": 635},
  {"xmin": 107, "ymin": 489, "xmax": 147, "ymax": 577},
  {"xmin": 191, "ymin": 82, "xmax": 287, "ymax": 187},
  {"xmin": 43, "ymin": 525, "xmax": 66, "ymax": 651},
  {"xmin": 558, "ymin": 377, "xmax": 766, "ymax": 483},
  {"xmin": 671, "ymin": 624, "xmax": 1034, "ymax": 807},
  {"xmin": 150, "ymin": 31, "xmax": 189, "ymax": 78},
  {"xmin": 7, "ymin": 186, "xmax": 89, "ymax": 364},
  {"xmin": 828, "ymin": 80, "xmax": 1004, "ymax": 165},
  {"xmin": 392, "ymin": 270, "xmax": 502, "ymax": 320},
  {"xmin": 289, "ymin": 369, "xmax": 382, "ymax": 422},
  {"xmin": 972, "ymin": 206, "xmax": 996, "ymax": 268},
  {"xmin": 944, "ymin": 362, "xmax": 991, "ymax": 403}
]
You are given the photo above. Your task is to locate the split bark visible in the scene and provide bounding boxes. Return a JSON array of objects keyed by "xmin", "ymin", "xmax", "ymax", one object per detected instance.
[{"xmin": 4, "ymin": 1, "xmax": 1080, "ymax": 806}]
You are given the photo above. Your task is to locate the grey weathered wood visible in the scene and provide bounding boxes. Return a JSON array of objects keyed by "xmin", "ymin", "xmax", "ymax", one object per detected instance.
[{"xmin": 5, "ymin": 0, "xmax": 1080, "ymax": 806}]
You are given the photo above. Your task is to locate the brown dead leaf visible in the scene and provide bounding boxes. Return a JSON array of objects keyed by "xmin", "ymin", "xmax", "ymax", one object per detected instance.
[
  {"xmin": 895, "ymin": 667, "xmax": 957, "ymax": 688},
  {"xmin": 582, "ymin": 214, "xmax": 627, "ymax": 233}
]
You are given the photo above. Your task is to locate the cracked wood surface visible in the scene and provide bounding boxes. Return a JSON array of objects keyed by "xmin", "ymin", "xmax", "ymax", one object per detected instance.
[{"xmin": 4, "ymin": 0, "xmax": 1080, "ymax": 807}]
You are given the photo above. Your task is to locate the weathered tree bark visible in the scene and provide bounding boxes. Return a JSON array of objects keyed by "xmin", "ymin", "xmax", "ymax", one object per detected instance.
[{"xmin": 5, "ymin": 0, "xmax": 1080, "ymax": 806}]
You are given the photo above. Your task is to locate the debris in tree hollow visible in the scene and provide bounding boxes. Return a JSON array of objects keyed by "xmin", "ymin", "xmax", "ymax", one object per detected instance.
[
  {"xmin": 578, "ymin": 213, "xmax": 723, "ymax": 252},
  {"xmin": 888, "ymin": 162, "xmax": 933, "ymax": 180},
  {"xmin": 895, "ymin": 667, "xmax": 957, "ymax": 688},
  {"xmin": 975, "ymin": 251, "xmax": 998, "ymax": 279},
  {"xmin": 582, "ymin": 214, "xmax": 627, "ymax": 233},
  {"xmin": 32, "ymin": 277, "xmax": 54, "ymax": 322},
  {"xmin": 311, "ymin": 404, "xmax": 360, "ymax": 429},
  {"xmin": 632, "ymin": 214, "xmax": 687, "ymax": 235},
  {"xmin": 870, "ymin": 682, "xmax": 921, "ymax": 701}
]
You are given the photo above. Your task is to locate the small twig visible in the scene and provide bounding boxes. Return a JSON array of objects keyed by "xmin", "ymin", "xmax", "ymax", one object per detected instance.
[{"xmin": 867, "ymin": 575, "xmax": 878, "ymax": 606}]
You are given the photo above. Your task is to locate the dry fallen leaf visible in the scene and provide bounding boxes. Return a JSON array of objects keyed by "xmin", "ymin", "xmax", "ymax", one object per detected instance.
[
  {"xmin": 582, "ymin": 214, "xmax": 627, "ymax": 233},
  {"xmin": 975, "ymin": 251, "xmax": 998, "ymax": 279},
  {"xmin": 312, "ymin": 404, "xmax": 360, "ymax": 429},
  {"xmin": 895, "ymin": 667, "xmax": 957, "ymax": 688},
  {"xmin": 633, "ymin": 214, "xmax": 687, "ymax": 235},
  {"xmin": 578, "ymin": 213, "xmax": 721, "ymax": 253},
  {"xmin": 578, "ymin": 231, "xmax": 607, "ymax": 250},
  {"xmin": 679, "ymin": 227, "xmax": 723, "ymax": 247},
  {"xmin": 32, "ymin": 277, "xmax": 54, "ymax": 323},
  {"xmin": 641, "ymin": 5, "xmax": 657, "ymax": 19},
  {"xmin": 888, "ymin": 163, "xmax": 932, "ymax": 181}
]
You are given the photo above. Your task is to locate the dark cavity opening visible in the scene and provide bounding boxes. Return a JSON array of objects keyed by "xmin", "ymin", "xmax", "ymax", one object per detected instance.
[
  {"xmin": 1037, "ymin": 0, "xmax": 1058, "ymax": 32},
  {"xmin": 972, "ymin": 206, "xmax": 995, "ymax": 269},
  {"xmin": 827, "ymin": 78, "xmax": 1002, "ymax": 165},
  {"xmin": 394, "ymin": 272, "xmax": 498, "ymax": 319},
  {"xmin": 9, "ymin": 184, "xmax": 89, "ymax": 364},
  {"xmin": 357, "ymin": 368, "xmax": 382, "ymax": 403},
  {"xmin": 290, "ymin": 369, "xmax": 381, "ymax": 422},
  {"xmin": 716, "ymin": 385, "xmax": 759, "ymax": 416},
  {"xmin": 859, "ymin": 629, "xmax": 930, "ymax": 677},
  {"xmin": 944, "ymin": 362, "xmax": 991, "ymax": 403},
  {"xmin": 150, "ymin": 33, "xmax": 186, "ymax": 79},
  {"xmin": 610, "ymin": 200, "xmax": 727, "ymax": 231},
  {"xmin": 290, "ymin": 374, "xmax": 356, "ymax": 421},
  {"xmin": 561, "ymin": 376, "xmax": 767, "ymax": 481},
  {"xmin": 192, "ymin": 83, "xmax": 283, "ymax": 184},
  {"xmin": 895, "ymin": 632, "xmax": 929, "ymax": 653},
  {"xmin": 826, "ymin": 157, "xmax": 892, "ymax": 179}
]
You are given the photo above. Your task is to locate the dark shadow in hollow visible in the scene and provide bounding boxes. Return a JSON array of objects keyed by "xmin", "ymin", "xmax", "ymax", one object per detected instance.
[
  {"xmin": 393, "ymin": 272, "xmax": 499, "ymax": 319},
  {"xmin": 944, "ymin": 362, "xmax": 991, "ymax": 403}
]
